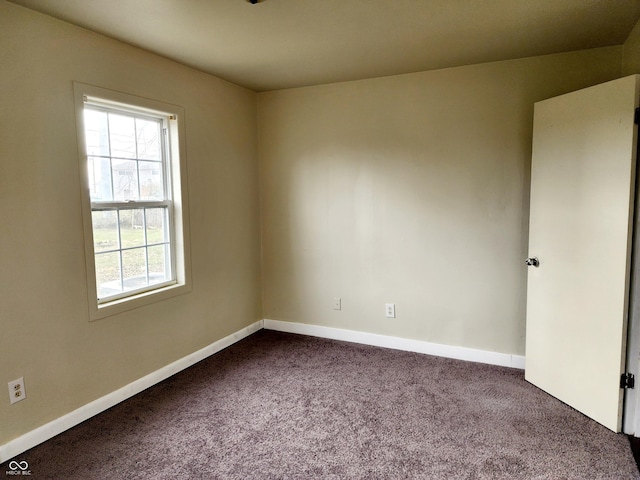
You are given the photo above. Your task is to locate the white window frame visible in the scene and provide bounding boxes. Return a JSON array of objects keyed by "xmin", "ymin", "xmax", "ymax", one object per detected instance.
[{"xmin": 74, "ymin": 83, "xmax": 192, "ymax": 320}]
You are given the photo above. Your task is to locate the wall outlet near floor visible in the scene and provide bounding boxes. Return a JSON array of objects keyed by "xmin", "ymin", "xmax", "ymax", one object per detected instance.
[
  {"xmin": 8, "ymin": 377, "xmax": 26, "ymax": 405},
  {"xmin": 333, "ymin": 297, "xmax": 342, "ymax": 310},
  {"xmin": 385, "ymin": 303, "xmax": 396, "ymax": 318}
]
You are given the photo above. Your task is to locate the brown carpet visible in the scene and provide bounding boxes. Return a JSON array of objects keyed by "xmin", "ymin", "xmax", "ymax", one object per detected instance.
[{"xmin": 3, "ymin": 330, "xmax": 638, "ymax": 479}]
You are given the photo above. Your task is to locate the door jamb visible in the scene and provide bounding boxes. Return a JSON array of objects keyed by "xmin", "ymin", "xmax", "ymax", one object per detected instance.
[{"xmin": 623, "ymin": 104, "xmax": 640, "ymax": 436}]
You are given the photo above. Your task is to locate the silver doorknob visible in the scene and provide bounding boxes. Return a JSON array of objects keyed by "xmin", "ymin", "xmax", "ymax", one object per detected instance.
[{"xmin": 526, "ymin": 257, "xmax": 540, "ymax": 267}]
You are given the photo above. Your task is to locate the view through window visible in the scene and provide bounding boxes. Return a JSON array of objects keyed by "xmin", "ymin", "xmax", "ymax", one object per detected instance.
[{"xmin": 82, "ymin": 102, "xmax": 175, "ymax": 303}]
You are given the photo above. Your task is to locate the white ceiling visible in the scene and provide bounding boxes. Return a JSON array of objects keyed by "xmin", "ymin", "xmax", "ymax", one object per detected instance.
[{"xmin": 9, "ymin": 0, "xmax": 640, "ymax": 92}]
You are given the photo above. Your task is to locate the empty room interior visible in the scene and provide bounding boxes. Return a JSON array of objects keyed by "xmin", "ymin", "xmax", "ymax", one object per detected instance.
[{"xmin": 2, "ymin": 0, "xmax": 640, "ymax": 477}]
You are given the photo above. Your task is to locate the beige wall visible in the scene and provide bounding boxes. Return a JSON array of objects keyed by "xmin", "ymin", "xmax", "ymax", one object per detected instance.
[
  {"xmin": 623, "ymin": 17, "xmax": 640, "ymax": 75},
  {"xmin": 0, "ymin": 1, "xmax": 262, "ymax": 444},
  {"xmin": 258, "ymin": 47, "xmax": 623, "ymax": 357}
]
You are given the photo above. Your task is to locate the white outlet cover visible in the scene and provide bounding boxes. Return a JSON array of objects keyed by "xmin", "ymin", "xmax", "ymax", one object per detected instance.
[
  {"xmin": 385, "ymin": 303, "xmax": 396, "ymax": 318},
  {"xmin": 333, "ymin": 297, "xmax": 341, "ymax": 310},
  {"xmin": 8, "ymin": 377, "xmax": 26, "ymax": 405}
]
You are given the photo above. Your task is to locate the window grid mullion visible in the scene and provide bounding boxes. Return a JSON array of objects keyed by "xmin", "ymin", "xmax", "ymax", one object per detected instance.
[
  {"xmin": 135, "ymin": 160, "xmax": 141, "ymax": 200},
  {"xmin": 116, "ymin": 209, "xmax": 124, "ymax": 292},
  {"xmin": 143, "ymin": 208, "xmax": 149, "ymax": 284},
  {"xmin": 142, "ymin": 208, "xmax": 148, "ymax": 246},
  {"xmin": 89, "ymin": 154, "xmax": 162, "ymax": 163},
  {"xmin": 94, "ymin": 241, "xmax": 170, "ymax": 256},
  {"xmin": 161, "ymin": 120, "xmax": 170, "ymax": 201},
  {"xmin": 106, "ymin": 114, "xmax": 115, "ymax": 201},
  {"xmin": 134, "ymin": 117, "xmax": 139, "ymax": 160},
  {"xmin": 134, "ymin": 117, "xmax": 141, "ymax": 201}
]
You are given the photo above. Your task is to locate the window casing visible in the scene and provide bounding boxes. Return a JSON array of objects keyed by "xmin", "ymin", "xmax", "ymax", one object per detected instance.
[{"xmin": 74, "ymin": 83, "xmax": 191, "ymax": 320}]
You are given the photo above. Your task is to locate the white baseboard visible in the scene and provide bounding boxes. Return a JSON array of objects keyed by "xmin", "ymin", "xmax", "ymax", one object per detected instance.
[
  {"xmin": 0, "ymin": 319, "xmax": 264, "ymax": 464},
  {"xmin": 263, "ymin": 319, "xmax": 525, "ymax": 370}
]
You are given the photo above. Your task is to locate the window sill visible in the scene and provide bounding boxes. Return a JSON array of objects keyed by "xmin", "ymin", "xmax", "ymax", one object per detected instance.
[{"xmin": 90, "ymin": 281, "xmax": 192, "ymax": 321}]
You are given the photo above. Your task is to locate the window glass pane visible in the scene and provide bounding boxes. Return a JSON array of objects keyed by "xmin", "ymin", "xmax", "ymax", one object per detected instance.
[
  {"xmin": 92, "ymin": 210, "xmax": 119, "ymax": 253},
  {"xmin": 138, "ymin": 161, "xmax": 164, "ymax": 200},
  {"xmin": 95, "ymin": 251, "xmax": 122, "ymax": 299},
  {"xmin": 136, "ymin": 118, "xmax": 161, "ymax": 161},
  {"xmin": 119, "ymin": 209, "xmax": 145, "ymax": 248},
  {"xmin": 148, "ymin": 244, "xmax": 170, "ymax": 285},
  {"xmin": 122, "ymin": 248, "xmax": 147, "ymax": 292},
  {"xmin": 84, "ymin": 109, "xmax": 110, "ymax": 156},
  {"xmin": 88, "ymin": 157, "xmax": 112, "ymax": 201},
  {"xmin": 112, "ymin": 159, "xmax": 139, "ymax": 201},
  {"xmin": 108, "ymin": 113, "xmax": 136, "ymax": 159},
  {"xmin": 146, "ymin": 208, "xmax": 169, "ymax": 244}
]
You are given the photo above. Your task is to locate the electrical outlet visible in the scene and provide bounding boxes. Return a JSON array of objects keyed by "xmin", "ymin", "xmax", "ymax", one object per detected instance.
[
  {"xmin": 8, "ymin": 377, "xmax": 26, "ymax": 405},
  {"xmin": 333, "ymin": 297, "xmax": 341, "ymax": 310},
  {"xmin": 385, "ymin": 303, "xmax": 396, "ymax": 318}
]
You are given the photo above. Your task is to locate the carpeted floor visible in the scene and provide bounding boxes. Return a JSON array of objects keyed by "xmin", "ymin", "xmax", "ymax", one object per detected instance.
[{"xmin": 3, "ymin": 330, "xmax": 639, "ymax": 479}]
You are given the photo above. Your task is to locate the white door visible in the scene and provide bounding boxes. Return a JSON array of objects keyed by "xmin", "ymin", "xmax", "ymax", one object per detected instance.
[{"xmin": 525, "ymin": 75, "xmax": 640, "ymax": 432}]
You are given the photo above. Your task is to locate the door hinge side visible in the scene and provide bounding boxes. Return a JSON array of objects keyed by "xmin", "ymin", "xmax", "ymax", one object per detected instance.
[{"xmin": 621, "ymin": 373, "xmax": 635, "ymax": 389}]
